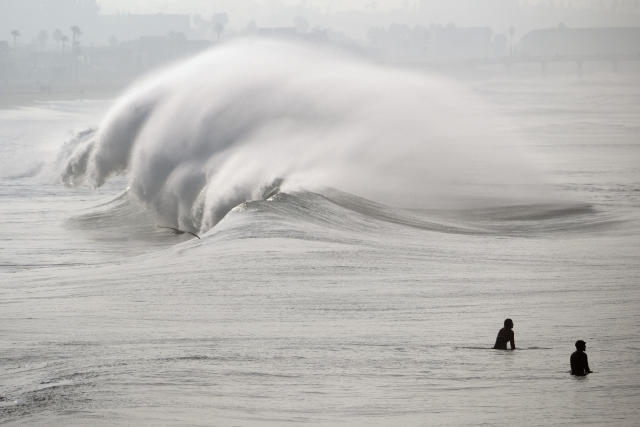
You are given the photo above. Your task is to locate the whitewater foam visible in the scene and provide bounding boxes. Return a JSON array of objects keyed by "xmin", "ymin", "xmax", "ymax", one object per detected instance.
[{"xmin": 61, "ymin": 38, "xmax": 547, "ymax": 234}]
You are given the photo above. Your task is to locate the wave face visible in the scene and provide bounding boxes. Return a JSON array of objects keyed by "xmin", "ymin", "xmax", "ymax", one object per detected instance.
[
  {"xmin": 219, "ymin": 190, "xmax": 608, "ymax": 241},
  {"xmin": 61, "ymin": 39, "xmax": 547, "ymax": 234}
]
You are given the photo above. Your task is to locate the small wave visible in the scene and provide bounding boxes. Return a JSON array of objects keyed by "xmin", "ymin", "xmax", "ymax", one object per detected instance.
[
  {"xmin": 40, "ymin": 371, "xmax": 99, "ymax": 384},
  {"xmin": 224, "ymin": 370, "xmax": 300, "ymax": 379},
  {"xmin": 454, "ymin": 346, "xmax": 553, "ymax": 351},
  {"xmin": 65, "ymin": 190, "xmax": 190, "ymax": 245},
  {"xmin": 429, "ymin": 200, "xmax": 628, "ymax": 236},
  {"xmin": 229, "ymin": 189, "xmax": 491, "ymax": 238},
  {"xmin": 64, "ymin": 184, "xmax": 625, "ymax": 248},
  {"xmin": 469, "ymin": 203, "xmax": 596, "ymax": 221},
  {"xmin": 0, "ymin": 372, "xmax": 94, "ymax": 422},
  {"xmin": 221, "ymin": 189, "xmax": 623, "ymax": 240},
  {"xmin": 160, "ymin": 355, "xmax": 213, "ymax": 362}
]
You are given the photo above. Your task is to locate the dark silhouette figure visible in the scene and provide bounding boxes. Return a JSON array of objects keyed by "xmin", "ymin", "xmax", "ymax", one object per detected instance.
[
  {"xmin": 570, "ymin": 340, "xmax": 592, "ymax": 376},
  {"xmin": 493, "ymin": 318, "xmax": 515, "ymax": 350}
]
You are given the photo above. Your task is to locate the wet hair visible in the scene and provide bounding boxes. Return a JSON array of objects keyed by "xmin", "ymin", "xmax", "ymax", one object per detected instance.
[
  {"xmin": 504, "ymin": 318, "xmax": 513, "ymax": 328},
  {"xmin": 575, "ymin": 340, "xmax": 586, "ymax": 349}
]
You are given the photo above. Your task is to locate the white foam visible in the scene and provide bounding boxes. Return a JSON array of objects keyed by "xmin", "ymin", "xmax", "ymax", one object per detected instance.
[{"xmin": 62, "ymin": 38, "xmax": 545, "ymax": 233}]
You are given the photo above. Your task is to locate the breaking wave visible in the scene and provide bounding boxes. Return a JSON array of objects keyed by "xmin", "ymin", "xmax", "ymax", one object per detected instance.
[{"xmin": 61, "ymin": 38, "xmax": 550, "ymax": 235}]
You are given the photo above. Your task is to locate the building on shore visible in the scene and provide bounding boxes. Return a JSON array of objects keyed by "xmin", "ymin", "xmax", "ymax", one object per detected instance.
[
  {"xmin": 430, "ymin": 25, "xmax": 495, "ymax": 60},
  {"xmin": 97, "ymin": 14, "xmax": 193, "ymax": 44},
  {"xmin": 366, "ymin": 23, "xmax": 505, "ymax": 63},
  {"xmin": 519, "ymin": 25, "xmax": 640, "ymax": 56}
]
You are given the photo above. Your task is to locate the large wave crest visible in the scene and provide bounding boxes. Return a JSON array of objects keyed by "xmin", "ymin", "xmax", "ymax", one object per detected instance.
[{"xmin": 61, "ymin": 38, "xmax": 545, "ymax": 234}]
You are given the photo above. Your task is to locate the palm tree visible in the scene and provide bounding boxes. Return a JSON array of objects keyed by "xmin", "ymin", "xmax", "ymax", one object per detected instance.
[
  {"xmin": 61, "ymin": 35, "xmax": 69, "ymax": 52},
  {"xmin": 212, "ymin": 12, "xmax": 228, "ymax": 40},
  {"xmin": 37, "ymin": 30, "xmax": 49, "ymax": 50},
  {"xmin": 508, "ymin": 26, "xmax": 516, "ymax": 57},
  {"xmin": 53, "ymin": 28, "xmax": 64, "ymax": 50},
  {"xmin": 70, "ymin": 25, "xmax": 82, "ymax": 52},
  {"xmin": 10, "ymin": 29, "xmax": 20, "ymax": 48}
]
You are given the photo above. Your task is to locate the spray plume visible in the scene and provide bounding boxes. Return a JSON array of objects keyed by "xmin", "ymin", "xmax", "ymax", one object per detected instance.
[{"xmin": 62, "ymin": 39, "xmax": 544, "ymax": 233}]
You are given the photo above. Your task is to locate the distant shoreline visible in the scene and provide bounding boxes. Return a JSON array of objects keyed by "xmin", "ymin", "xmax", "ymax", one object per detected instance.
[{"xmin": 0, "ymin": 86, "xmax": 124, "ymax": 109}]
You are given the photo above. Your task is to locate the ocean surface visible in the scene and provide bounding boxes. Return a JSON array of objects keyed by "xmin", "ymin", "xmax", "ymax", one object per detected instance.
[{"xmin": 1, "ymin": 42, "xmax": 640, "ymax": 426}]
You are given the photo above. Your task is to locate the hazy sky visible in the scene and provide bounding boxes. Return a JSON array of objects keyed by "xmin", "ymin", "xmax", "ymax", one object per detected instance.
[
  {"xmin": 99, "ymin": 1, "xmax": 412, "ymax": 14},
  {"xmin": 97, "ymin": 0, "xmax": 630, "ymax": 14},
  {"xmin": 95, "ymin": 0, "xmax": 638, "ymax": 39},
  {"xmin": 3, "ymin": 1, "xmax": 634, "ymax": 45}
]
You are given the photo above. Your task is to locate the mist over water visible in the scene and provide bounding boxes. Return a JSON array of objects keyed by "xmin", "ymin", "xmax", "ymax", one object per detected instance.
[{"xmin": 61, "ymin": 39, "xmax": 547, "ymax": 233}]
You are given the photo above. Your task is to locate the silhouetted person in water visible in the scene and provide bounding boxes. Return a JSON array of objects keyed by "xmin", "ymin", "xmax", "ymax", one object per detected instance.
[
  {"xmin": 570, "ymin": 340, "xmax": 592, "ymax": 376},
  {"xmin": 493, "ymin": 318, "xmax": 515, "ymax": 350}
]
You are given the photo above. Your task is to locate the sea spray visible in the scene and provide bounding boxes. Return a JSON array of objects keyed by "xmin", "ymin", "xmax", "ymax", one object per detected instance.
[{"xmin": 61, "ymin": 38, "xmax": 545, "ymax": 233}]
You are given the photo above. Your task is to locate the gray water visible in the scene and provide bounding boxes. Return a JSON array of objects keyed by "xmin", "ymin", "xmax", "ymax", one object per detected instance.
[{"xmin": 1, "ymin": 74, "xmax": 640, "ymax": 426}]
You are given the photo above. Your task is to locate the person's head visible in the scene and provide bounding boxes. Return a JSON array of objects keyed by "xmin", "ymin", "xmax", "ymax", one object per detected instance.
[
  {"xmin": 504, "ymin": 318, "xmax": 513, "ymax": 329},
  {"xmin": 575, "ymin": 340, "xmax": 586, "ymax": 351}
]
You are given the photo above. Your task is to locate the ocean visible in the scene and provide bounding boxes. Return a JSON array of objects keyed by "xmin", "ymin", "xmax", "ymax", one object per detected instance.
[{"xmin": 1, "ymin": 40, "xmax": 639, "ymax": 426}]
